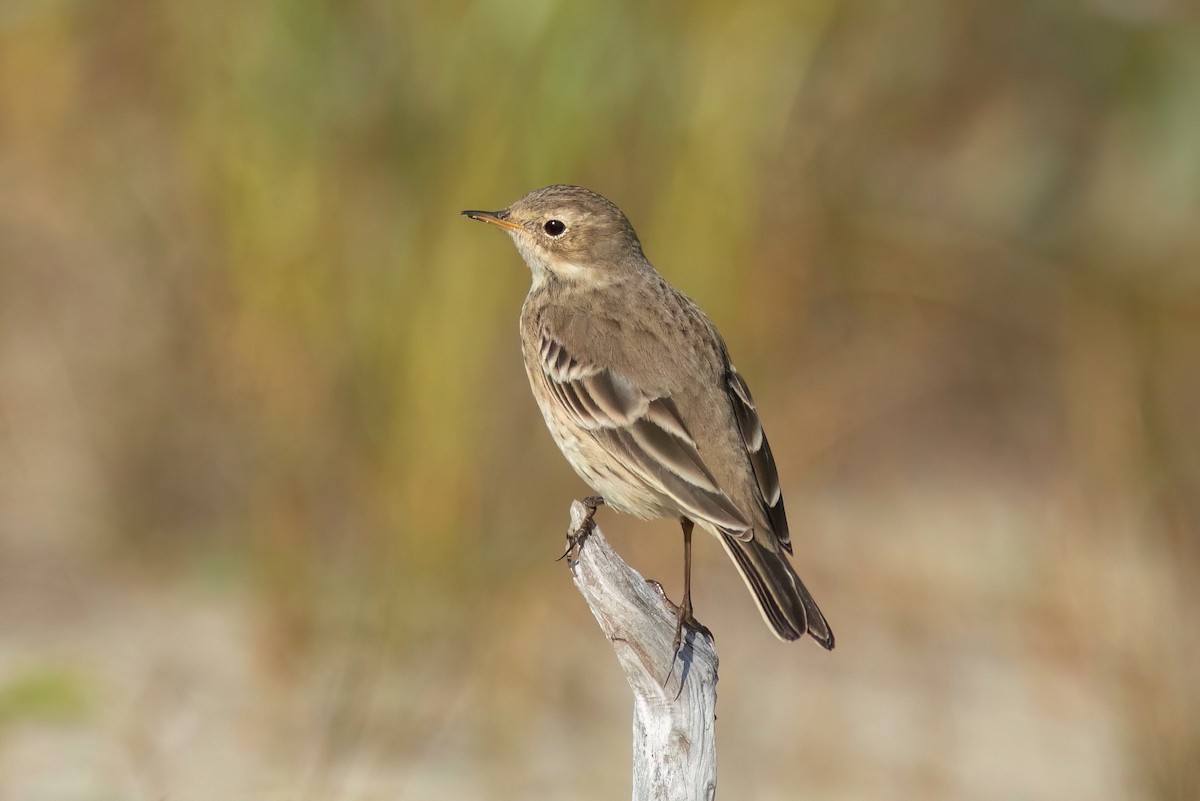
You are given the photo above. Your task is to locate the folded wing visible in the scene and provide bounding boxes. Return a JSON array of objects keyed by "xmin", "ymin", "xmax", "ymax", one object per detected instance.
[
  {"xmin": 726, "ymin": 367, "xmax": 791, "ymax": 553},
  {"xmin": 536, "ymin": 329, "xmax": 752, "ymax": 537}
]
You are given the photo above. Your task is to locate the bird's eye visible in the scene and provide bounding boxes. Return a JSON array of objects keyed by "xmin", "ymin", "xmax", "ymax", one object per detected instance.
[{"xmin": 543, "ymin": 219, "xmax": 566, "ymax": 237}]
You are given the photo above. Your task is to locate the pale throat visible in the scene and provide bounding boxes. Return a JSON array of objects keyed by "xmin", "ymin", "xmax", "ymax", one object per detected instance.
[{"xmin": 513, "ymin": 236, "xmax": 606, "ymax": 288}]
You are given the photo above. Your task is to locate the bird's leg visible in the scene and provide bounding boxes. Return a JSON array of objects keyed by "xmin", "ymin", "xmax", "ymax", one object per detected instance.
[
  {"xmin": 681, "ymin": 517, "xmax": 695, "ymax": 626},
  {"xmin": 558, "ymin": 496, "xmax": 605, "ymax": 561},
  {"xmin": 670, "ymin": 517, "xmax": 712, "ymax": 659}
]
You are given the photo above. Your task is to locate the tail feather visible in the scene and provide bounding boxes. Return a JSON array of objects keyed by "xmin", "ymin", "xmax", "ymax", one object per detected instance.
[{"xmin": 719, "ymin": 534, "xmax": 834, "ymax": 649}]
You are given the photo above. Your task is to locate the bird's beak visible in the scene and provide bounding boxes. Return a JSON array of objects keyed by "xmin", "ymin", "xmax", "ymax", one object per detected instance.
[{"xmin": 460, "ymin": 209, "xmax": 523, "ymax": 233}]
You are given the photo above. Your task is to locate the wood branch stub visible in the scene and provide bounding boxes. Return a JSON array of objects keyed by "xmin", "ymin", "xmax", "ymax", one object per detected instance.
[{"xmin": 565, "ymin": 500, "xmax": 718, "ymax": 801}]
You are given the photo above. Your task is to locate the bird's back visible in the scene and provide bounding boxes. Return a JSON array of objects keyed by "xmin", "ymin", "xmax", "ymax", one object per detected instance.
[{"xmin": 521, "ymin": 271, "xmax": 770, "ymax": 534}]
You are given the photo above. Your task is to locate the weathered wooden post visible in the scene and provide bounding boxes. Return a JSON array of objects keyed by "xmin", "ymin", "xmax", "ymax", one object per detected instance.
[{"xmin": 564, "ymin": 500, "xmax": 719, "ymax": 801}]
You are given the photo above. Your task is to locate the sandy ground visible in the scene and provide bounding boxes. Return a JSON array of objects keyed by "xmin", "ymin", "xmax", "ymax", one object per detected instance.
[{"xmin": 3, "ymin": 472, "xmax": 1189, "ymax": 801}]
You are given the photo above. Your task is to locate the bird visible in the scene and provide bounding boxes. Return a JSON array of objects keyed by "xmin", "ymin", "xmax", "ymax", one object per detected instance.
[{"xmin": 461, "ymin": 185, "xmax": 833, "ymax": 650}]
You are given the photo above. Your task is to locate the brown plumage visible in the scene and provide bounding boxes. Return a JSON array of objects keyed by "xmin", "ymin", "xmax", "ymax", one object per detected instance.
[{"xmin": 462, "ymin": 185, "xmax": 833, "ymax": 648}]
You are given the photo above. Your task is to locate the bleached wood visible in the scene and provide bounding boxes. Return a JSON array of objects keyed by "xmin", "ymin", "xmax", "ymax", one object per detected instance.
[{"xmin": 565, "ymin": 500, "xmax": 718, "ymax": 801}]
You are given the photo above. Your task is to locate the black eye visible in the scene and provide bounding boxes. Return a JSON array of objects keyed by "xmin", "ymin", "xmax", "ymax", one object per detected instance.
[{"xmin": 543, "ymin": 219, "xmax": 566, "ymax": 237}]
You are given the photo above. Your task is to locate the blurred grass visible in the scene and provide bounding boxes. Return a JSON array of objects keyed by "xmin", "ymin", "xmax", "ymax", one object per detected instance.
[
  {"xmin": 0, "ymin": 668, "xmax": 91, "ymax": 725},
  {"xmin": 1, "ymin": 0, "xmax": 1198, "ymax": 799}
]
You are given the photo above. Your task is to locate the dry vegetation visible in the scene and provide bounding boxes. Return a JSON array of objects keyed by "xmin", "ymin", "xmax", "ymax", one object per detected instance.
[{"xmin": 1, "ymin": 0, "xmax": 1197, "ymax": 799}]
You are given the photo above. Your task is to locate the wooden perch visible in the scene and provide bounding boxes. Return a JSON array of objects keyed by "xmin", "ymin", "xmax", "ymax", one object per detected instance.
[{"xmin": 564, "ymin": 500, "xmax": 718, "ymax": 801}]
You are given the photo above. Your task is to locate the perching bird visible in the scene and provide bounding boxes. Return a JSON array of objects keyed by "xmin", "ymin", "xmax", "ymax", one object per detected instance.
[{"xmin": 461, "ymin": 185, "xmax": 833, "ymax": 649}]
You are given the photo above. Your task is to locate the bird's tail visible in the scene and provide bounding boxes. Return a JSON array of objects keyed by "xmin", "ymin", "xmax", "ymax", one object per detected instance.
[{"xmin": 719, "ymin": 533, "xmax": 834, "ymax": 649}]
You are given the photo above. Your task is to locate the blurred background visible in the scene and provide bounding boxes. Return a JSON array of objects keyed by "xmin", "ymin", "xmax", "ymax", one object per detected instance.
[{"xmin": 2, "ymin": 0, "xmax": 1198, "ymax": 798}]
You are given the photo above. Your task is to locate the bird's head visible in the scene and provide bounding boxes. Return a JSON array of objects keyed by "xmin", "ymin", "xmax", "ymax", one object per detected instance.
[{"xmin": 462, "ymin": 185, "xmax": 646, "ymax": 284}]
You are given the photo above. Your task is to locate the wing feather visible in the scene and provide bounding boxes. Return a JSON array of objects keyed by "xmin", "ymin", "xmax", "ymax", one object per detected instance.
[
  {"xmin": 727, "ymin": 367, "xmax": 791, "ymax": 552},
  {"xmin": 536, "ymin": 329, "xmax": 751, "ymax": 536},
  {"xmin": 579, "ymin": 371, "xmax": 647, "ymax": 424}
]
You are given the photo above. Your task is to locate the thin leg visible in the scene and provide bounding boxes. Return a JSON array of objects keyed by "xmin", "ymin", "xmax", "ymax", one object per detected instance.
[
  {"xmin": 558, "ymin": 496, "xmax": 605, "ymax": 561},
  {"xmin": 682, "ymin": 517, "xmax": 695, "ymax": 621},
  {"xmin": 671, "ymin": 517, "xmax": 700, "ymax": 657}
]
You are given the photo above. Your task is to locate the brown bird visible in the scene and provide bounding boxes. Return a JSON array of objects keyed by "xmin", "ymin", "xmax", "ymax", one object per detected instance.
[{"xmin": 462, "ymin": 185, "xmax": 833, "ymax": 649}]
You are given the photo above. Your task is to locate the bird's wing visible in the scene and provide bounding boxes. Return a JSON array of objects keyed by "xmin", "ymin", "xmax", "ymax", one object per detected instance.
[
  {"xmin": 726, "ymin": 367, "xmax": 792, "ymax": 553},
  {"xmin": 535, "ymin": 327, "xmax": 752, "ymax": 537}
]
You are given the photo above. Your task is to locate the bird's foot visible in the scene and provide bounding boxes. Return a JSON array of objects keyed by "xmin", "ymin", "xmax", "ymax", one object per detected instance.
[
  {"xmin": 558, "ymin": 496, "xmax": 605, "ymax": 561},
  {"xmin": 662, "ymin": 597, "xmax": 713, "ymax": 689}
]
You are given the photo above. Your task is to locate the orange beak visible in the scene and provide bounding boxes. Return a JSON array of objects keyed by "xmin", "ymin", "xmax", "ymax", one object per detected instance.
[{"xmin": 460, "ymin": 209, "xmax": 523, "ymax": 233}]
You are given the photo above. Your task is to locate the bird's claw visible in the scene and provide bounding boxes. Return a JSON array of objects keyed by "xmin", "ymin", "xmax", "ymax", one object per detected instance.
[
  {"xmin": 662, "ymin": 598, "xmax": 713, "ymax": 689},
  {"xmin": 558, "ymin": 496, "xmax": 605, "ymax": 561}
]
